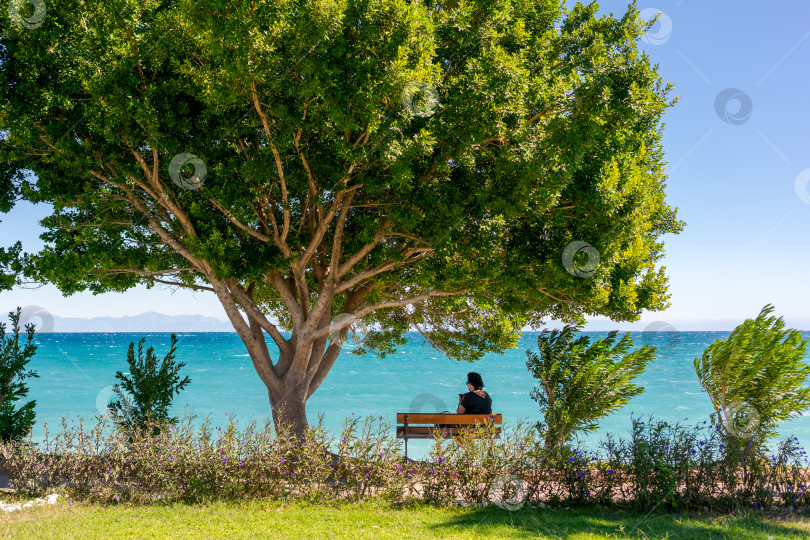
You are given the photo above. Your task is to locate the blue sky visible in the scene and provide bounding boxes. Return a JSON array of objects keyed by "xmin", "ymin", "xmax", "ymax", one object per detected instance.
[{"xmin": 1, "ymin": 0, "xmax": 809, "ymax": 327}]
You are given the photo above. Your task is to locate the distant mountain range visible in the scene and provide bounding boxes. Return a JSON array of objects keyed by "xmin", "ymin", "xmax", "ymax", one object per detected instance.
[
  {"xmin": 577, "ymin": 318, "xmax": 810, "ymax": 332},
  {"xmin": 10, "ymin": 311, "xmax": 810, "ymax": 333},
  {"xmin": 50, "ymin": 312, "xmax": 236, "ymax": 332}
]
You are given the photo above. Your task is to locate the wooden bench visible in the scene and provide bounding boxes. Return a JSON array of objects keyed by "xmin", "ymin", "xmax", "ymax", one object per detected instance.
[{"xmin": 396, "ymin": 413, "xmax": 502, "ymax": 459}]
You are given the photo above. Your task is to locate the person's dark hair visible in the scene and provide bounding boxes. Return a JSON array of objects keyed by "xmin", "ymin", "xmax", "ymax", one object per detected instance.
[{"xmin": 467, "ymin": 372, "xmax": 484, "ymax": 390}]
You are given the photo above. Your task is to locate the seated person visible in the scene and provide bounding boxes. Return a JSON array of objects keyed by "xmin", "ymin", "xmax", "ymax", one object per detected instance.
[
  {"xmin": 436, "ymin": 372, "xmax": 493, "ymax": 430},
  {"xmin": 457, "ymin": 372, "xmax": 492, "ymax": 414}
]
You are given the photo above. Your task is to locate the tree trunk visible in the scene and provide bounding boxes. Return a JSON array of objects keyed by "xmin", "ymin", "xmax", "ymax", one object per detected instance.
[
  {"xmin": 211, "ymin": 278, "xmax": 352, "ymax": 443},
  {"xmin": 269, "ymin": 385, "xmax": 310, "ymax": 442}
]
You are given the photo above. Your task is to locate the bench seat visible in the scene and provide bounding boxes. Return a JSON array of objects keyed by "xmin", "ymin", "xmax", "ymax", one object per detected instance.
[{"xmin": 396, "ymin": 413, "xmax": 502, "ymax": 459}]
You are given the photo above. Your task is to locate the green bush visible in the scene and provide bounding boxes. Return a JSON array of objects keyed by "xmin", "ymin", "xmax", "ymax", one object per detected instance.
[
  {"xmin": 1, "ymin": 412, "xmax": 809, "ymax": 512},
  {"xmin": 0, "ymin": 307, "xmax": 39, "ymax": 442},
  {"xmin": 108, "ymin": 333, "xmax": 190, "ymax": 432},
  {"xmin": 694, "ymin": 304, "xmax": 810, "ymax": 443},
  {"xmin": 526, "ymin": 325, "xmax": 656, "ymax": 449}
]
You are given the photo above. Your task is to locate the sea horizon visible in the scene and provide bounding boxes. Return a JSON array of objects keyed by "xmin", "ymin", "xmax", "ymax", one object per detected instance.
[{"xmin": 6, "ymin": 308, "xmax": 810, "ymax": 333}]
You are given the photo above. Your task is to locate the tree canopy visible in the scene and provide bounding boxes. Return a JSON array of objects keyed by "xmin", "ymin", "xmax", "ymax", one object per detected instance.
[
  {"xmin": 0, "ymin": 158, "xmax": 22, "ymax": 291},
  {"xmin": 0, "ymin": 0, "xmax": 683, "ymax": 434}
]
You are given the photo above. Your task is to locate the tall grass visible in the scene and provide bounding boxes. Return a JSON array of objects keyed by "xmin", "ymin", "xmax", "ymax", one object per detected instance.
[{"xmin": 1, "ymin": 413, "xmax": 808, "ymax": 511}]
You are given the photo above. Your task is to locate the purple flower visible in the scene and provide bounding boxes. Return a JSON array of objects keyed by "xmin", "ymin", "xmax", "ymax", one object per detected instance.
[
  {"xmin": 690, "ymin": 449, "xmax": 696, "ymax": 455},
  {"xmin": 261, "ymin": 473, "xmax": 265, "ymax": 477},
  {"xmin": 223, "ymin": 458, "xmax": 228, "ymax": 462},
  {"xmin": 239, "ymin": 461, "xmax": 244, "ymax": 466},
  {"xmin": 114, "ymin": 495, "xmax": 119, "ymax": 500},
  {"xmin": 748, "ymin": 442, "xmax": 753, "ymax": 447},
  {"xmin": 664, "ymin": 445, "xmax": 669, "ymax": 452},
  {"xmin": 576, "ymin": 471, "xmax": 584, "ymax": 477},
  {"xmin": 568, "ymin": 457, "xmax": 575, "ymax": 463},
  {"xmin": 607, "ymin": 470, "xmax": 614, "ymax": 475}
]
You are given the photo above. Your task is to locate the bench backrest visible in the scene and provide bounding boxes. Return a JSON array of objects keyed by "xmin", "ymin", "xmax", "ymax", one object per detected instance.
[{"xmin": 396, "ymin": 413, "xmax": 502, "ymax": 425}]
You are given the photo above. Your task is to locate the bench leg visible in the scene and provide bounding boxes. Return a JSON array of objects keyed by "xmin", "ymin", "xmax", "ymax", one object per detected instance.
[{"xmin": 403, "ymin": 415, "xmax": 409, "ymax": 461}]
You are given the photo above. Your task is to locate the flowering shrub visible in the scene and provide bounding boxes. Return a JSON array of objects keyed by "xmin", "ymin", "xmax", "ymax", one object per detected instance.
[
  {"xmin": 597, "ymin": 415, "xmax": 810, "ymax": 511},
  {"xmin": 1, "ymin": 412, "xmax": 808, "ymax": 511},
  {"xmin": 420, "ymin": 420, "xmax": 535, "ymax": 505}
]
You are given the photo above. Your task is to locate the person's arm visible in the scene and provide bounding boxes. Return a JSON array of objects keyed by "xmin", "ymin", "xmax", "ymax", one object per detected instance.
[{"xmin": 456, "ymin": 403, "xmax": 466, "ymax": 414}]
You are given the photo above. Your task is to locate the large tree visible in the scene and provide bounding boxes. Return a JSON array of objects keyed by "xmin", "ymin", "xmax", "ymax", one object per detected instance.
[
  {"xmin": 0, "ymin": 159, "xmax": 22, "ymax": 291},
  {"xmin": 0, "ymin": 0, "xmax": 683, "ymax": 437}
]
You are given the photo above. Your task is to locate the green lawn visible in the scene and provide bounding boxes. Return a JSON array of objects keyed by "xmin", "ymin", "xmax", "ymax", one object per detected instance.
[{"xmin": 0, "ymin": 498, "xmax": 808, "ymax": 539}]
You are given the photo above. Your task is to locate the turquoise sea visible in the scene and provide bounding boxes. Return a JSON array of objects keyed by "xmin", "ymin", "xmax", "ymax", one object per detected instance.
[{"xmin": 26, "ymin": 331, "xmax": 810, "ymax": 458}]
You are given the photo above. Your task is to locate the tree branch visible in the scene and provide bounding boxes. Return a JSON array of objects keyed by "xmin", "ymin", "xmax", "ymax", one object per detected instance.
[
  {"xmin": 225, "ymin": 278, "xmax": 291, "ymax": 358},
  {"xmin": 209, "ymin": 198, "xmax": 271, "ymax": 243},
  {"xmin": 310, "ymin": 288, "xmax": 467, "ymax": 342}
]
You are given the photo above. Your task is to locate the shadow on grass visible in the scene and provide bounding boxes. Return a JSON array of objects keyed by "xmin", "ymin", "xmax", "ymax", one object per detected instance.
[{"xmin": 429, "ymin": 506, "xmax": 810, "ymax": 539}]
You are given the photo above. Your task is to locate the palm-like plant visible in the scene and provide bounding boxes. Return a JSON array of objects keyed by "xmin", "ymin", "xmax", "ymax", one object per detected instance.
[
  {"xmin": 694, "ymin": 304, "xmax": 810, "ymax": 441},
  {"xmin": 527, "ymin": 325, "xmax": 655, "ymax": 450}
]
